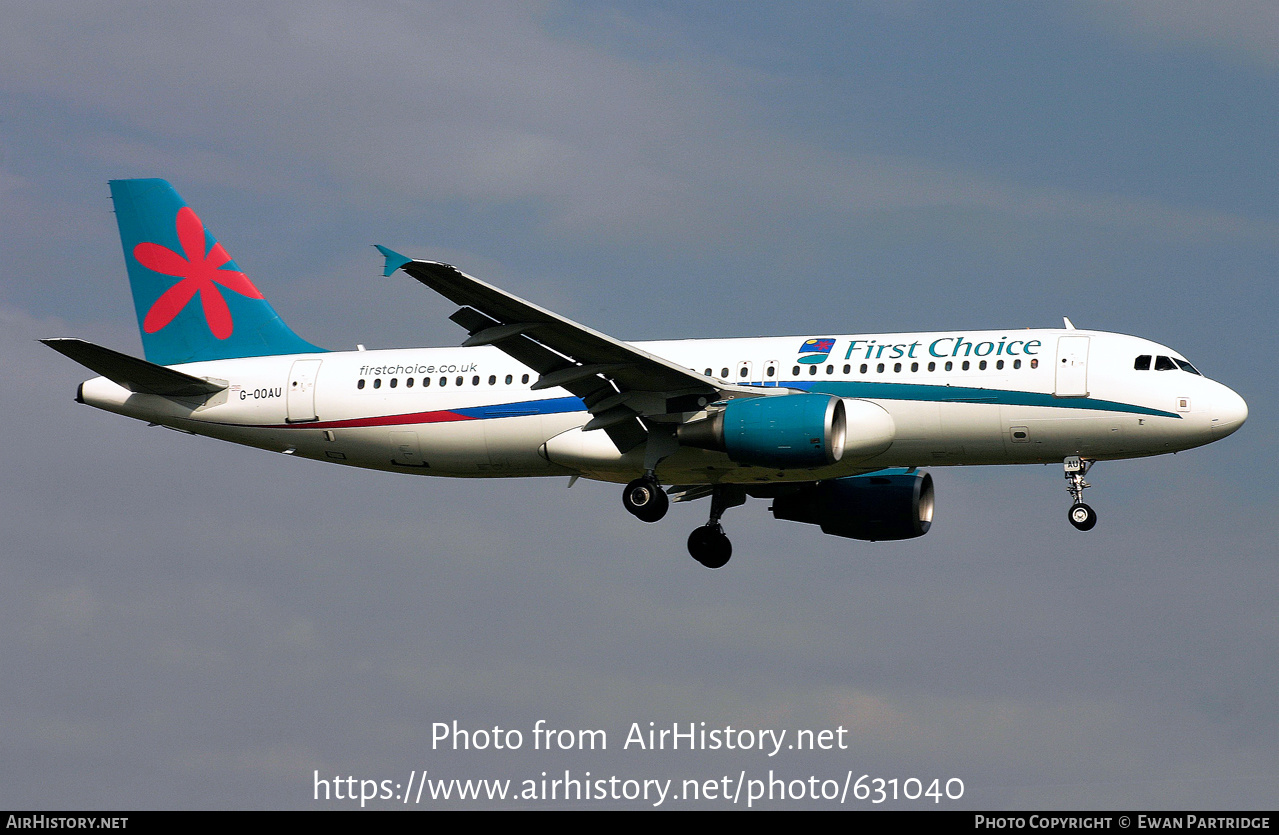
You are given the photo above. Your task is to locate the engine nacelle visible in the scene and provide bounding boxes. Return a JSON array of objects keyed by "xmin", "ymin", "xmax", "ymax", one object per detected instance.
[
  {"xmin": 771, "ymin": 469, "xmax": 934, "ymax": 541},
  {"xmin": 678, "ymin": 393, "xmax": 847, "ymax": 469}
]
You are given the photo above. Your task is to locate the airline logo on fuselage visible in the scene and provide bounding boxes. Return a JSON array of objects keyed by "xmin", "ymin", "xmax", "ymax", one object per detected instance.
[{"xmin": 798, "ymin": 338, "xmax": 836, "ymax": 364}]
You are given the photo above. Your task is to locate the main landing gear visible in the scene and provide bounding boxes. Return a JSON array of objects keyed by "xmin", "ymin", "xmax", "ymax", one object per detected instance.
[
  {"xmin": 622, "ymin": 473, "xmax": 669, "ymax": 523},
  {"xmin": 621, "ymin": 477, "xmax": 746, "ymax": 569},
  {"xmin": 687, "ymin": 486, "xmax": 746, "ymax": 569},
  {"xmin": 1064, "ymin": 456, "xmax": 1098, "ymax": 531}
]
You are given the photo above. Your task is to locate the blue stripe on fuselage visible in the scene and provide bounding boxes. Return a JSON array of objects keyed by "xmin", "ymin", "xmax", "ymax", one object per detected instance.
[
  {"xmin": 450, "ymin": 396, "xmax": 585, "ymax": 420},
  {"xmin": 244, "ymin": 384, "xmax": 1176, "ymax": 430},
  {"xmin": 441, "ymin": 383, "xmax": 1177, "ymax": 421},
  {"xmin": 785, "ymin": 380, "xmax": 1180, "ymax": 419}
]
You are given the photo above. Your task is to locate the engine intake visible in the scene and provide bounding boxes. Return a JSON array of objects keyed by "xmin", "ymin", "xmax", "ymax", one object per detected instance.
[{"xmin": 678, "ymin": 393, "xmax": 847, "ymax": 469}]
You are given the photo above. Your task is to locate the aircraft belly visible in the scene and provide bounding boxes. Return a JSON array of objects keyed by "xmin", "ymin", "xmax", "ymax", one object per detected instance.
[
  {"xmin": 482, "ymin": 413, "xmax": 565, "ymax": 474},
  {"xmin": 935, "ymin": 402, "xmax": 1004, "ymax": 464},
  {"xmin": 999, "ymin": 404, "xmax": 1152, "ymax": 460},
  {"xmin": 414, "ymin": 421, "xmax": 499, "ymax": 474}
]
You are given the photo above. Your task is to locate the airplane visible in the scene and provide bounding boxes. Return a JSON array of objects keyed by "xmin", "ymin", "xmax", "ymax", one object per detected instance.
[{"xmin": 44, "ymin": 179, "xmax": 1249, "ymax": 569}]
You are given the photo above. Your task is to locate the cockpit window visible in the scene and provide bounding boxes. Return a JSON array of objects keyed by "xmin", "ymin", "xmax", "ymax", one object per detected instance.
[
  {"xmin": 1154, "ymin": 355, "xmax": 1177, "ymax": 371},
  {"xmin": 1134, "ymin": 355, "xmax": 1151, "ymax": 371},
  {"xmin": 1174, "ymin": 358, "xmax": 1201, "ymax": 376}
]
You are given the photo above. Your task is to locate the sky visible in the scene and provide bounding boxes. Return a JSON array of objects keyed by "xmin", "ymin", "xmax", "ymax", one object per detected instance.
[{"xmin": 1, "ymin": 0, "xmax": 1275, "ymax": 810}]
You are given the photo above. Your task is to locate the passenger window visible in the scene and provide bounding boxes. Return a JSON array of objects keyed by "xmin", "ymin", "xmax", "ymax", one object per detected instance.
[
  {"xmin": 978, "ymin": 360, "xmax": 987, "ymax": 370},
  {"xmin": 860, "ymin": 364, "xmax": 868, "ymax": 374},
  {"xmin": 423, "ymin": 377, "xmax": 431, "ymax": 387},
  {"xmin": 1030, "ymin": 359, "xmax": 1038, "ymax": 369},
  {"xmin": 357, "ymin": 379, "xmax": 365, "ymax": 390},
  {"xmin": 390, "ymin": 378, "xmax": 398, "ymax": 388},
  {"xmin": 456, "ymin": 376, "xmax": 463, "ymax": 386},
  {"xmin": 766, "ymin": 366, "xmax": 776, "ymax": 377},
  {"xmin": 910, "ymin": 362, "xmax": 919, "ymax": 372},
  {"xmin": 826, "ymin": 364, "xmax": 834, "ymax": 375},
  {"xmin": 472, "ymin": 376, "xmax": 480, "ymax": 386},
  {"xmin": 876, "ymin": 363, "xmax": 885, "ymax": 373},
  {"xmin": 996, "ymin": 360, "xmax": 1004, "ymax": 370},
  {"xmin": 488, "ymin": 375, "xmax": 496, "ymax": 385},
  {"xmin": 740, "ymin": 367, "xmax": 749, "ymax": 378},
  {"xmin": 927, "ymin": 362, "xmax": 935, "ymax": 372},
  {"xmin": 962, "ymin": 361, "xmax": 970, "ymax": 371},
  {"xmin": 1013, "ymin": 359, "xmax": 1021, "ymax": 369},
  {"xmin": 945, "ymin": 361, "xmax": 953, "ymax": 371},
  {"xmin": 893, "ymin": 362, "xmax": 901, "ymax": 372},
  {"xmin": 505, "ymin": 374, "xmax": 513, "ymax": 385},
  {"xmin": 843, "ymin": 364, "xmax": 850, "ymax": 374},
  {"xmin": 407, "ymin": 377, "xmax": 415, "ymax": 388},
  {"xmin": 1134, "ymin": 355, "xmax": 1151, "ymax": 371},
  {"xmin": 704, "ymin": 368, "xmax": 712, "ymax": 376},
  {"xmin": 722, "ymin": 367, "xmax": 730, "ymax": 378},
  {"xmin": 521, "ymin": 374, "xmax": 530, "ymax": 384},
  {"xmin": 439, "ymin": 377, "xmax": 447, "ymax": 387},
  {"xmin": 1155, "ymin": 356, "xmax": 1176, "ymax": 371}
]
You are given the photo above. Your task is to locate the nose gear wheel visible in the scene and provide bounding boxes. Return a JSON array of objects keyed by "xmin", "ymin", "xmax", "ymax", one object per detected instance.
[{"xmin": 1064, "ymin": 457, "xmax": 1098, "ymax": 531}]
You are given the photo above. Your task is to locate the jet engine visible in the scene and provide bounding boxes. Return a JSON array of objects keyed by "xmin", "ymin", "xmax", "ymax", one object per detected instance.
[
  {"xmin": 678, "ymin": 393, "xmax": 847, "ymax": 469},
  {"xmin": 770, "ymin": 469, "xmax": 934, "ymax": 541}
]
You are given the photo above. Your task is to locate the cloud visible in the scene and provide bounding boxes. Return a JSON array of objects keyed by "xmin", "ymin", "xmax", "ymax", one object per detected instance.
[
  {"xmin": 1080, "ymin": 0, "xmax": 1279, "ymax": 68},
  {"xmin": 1, "ymin": 0, "xmax": 1269, "ymax": 260}
]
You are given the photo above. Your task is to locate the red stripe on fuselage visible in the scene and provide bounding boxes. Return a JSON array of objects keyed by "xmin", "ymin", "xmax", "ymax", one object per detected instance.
[{"xmin": 270, "ymin": 410, "xmax": 478, "ymax": 430}]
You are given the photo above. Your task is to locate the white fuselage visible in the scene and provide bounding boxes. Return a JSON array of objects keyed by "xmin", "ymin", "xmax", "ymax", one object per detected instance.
[{"xmin": 77, "ymin": 328, "xmax": 1247, "ymax": 485}]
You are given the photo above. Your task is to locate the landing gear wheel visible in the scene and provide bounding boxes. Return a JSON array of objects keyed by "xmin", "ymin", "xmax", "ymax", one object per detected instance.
[
  {"xmin": 1068, "ymin": 502, "xmax": 1097, "ymax": 531},
  {"xmin": 687, "ymin": 524, "xmax": 732, "ymax": 569},
  {"xmin": 622, "ymin": 477, "xmax": 669, "ymax": 523}
]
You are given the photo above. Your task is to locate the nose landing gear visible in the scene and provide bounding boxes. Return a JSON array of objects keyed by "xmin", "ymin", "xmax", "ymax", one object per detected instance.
[{"xmin": 1064, "ymin": 456, "xmax": 1097, "ymax": 531}]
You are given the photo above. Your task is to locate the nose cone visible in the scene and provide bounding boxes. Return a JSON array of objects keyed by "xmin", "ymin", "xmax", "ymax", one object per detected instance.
[{"xmin": 1211, "ymin": 386, "xmax": 1248, "ymax": 438}]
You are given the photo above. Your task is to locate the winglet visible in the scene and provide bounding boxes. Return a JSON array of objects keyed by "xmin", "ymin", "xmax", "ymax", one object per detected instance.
[{"xmin": 375, "ymin": 245, "xmax": 413, "ymax": 277}]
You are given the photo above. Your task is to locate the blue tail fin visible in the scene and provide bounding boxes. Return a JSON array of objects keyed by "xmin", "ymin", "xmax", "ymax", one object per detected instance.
[{"xmin": 110, "ymin": 179, "xmax": 325, "ymax": 365}]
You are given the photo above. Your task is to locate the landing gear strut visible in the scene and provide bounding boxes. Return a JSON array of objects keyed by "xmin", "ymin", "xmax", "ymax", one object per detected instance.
[
  {"xmin": 622, "ymin": 473, "xmax": 669, "ymax": 523},
  {"xmin": 1064, "ymin": 456, "xmax": 1097, "ymax": 531},
  {"xmin": 687, "ymin": 485, "xmax": 745, "ymax": 569}
]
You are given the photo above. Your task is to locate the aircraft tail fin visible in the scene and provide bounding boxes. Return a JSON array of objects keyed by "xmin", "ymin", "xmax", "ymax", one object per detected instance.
[{"xmin": 109, "ymin": 179, "xmax": 324, "ymax": 365}]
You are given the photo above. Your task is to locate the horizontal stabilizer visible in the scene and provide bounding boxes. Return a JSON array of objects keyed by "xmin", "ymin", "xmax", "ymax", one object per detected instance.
[{"xmin": 41, "ymin": 338, "xmax": 227, "ymax": 397}]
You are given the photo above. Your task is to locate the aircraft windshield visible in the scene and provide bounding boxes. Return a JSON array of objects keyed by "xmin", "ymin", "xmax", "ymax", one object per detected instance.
[
  {"xmin": 1174, "ymin": 358, "xmax": 1201, "ymax": 376},
  {"xmin": 1137, "ymin": 354, "xmax": 1203, "ymax": 375}
]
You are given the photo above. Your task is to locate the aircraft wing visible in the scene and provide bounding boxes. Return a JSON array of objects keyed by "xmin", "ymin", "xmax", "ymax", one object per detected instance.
[{"xmin": 377, "ymin": 247, "xmax": 761, "ymax": 453}]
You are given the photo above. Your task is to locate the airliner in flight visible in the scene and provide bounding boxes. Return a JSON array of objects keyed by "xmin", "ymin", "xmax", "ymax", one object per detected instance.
[{"xmin": 45, "ymin": 179, "xmax": 1248, "ymax": 568}]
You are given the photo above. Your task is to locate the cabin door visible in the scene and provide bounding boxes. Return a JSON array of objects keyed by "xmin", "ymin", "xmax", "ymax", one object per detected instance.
[
  {"xmin": 286, "ymin": 359, "xmax": 322, "ymax": 422},
  {"xmin": 1054, "ymin": 336, "xmax": 1090, "ymax": 398}
]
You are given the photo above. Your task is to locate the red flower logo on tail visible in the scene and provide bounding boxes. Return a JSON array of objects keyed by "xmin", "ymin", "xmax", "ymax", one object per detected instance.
[{"xmin": 134, "ymin": 207, "xmax": 264, "ymax": 339}]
